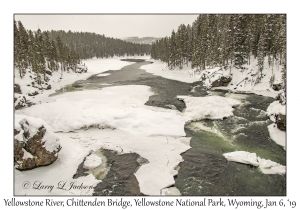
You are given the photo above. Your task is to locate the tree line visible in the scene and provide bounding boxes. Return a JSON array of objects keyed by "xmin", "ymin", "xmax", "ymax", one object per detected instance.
[
  {"xmin": 14, "ymin": 20, "xmax": 152, "ymax": 82},
  {"xmin": 47, "ymin": 30, "xmax": 152, "ymax": 59},
  {"xmin": 14, "ymin": 20, "xmax": 81, "ymax": 81},
  {"xmin": 150, "ymin": 14, "xmax": 286, "ymax": 78}
]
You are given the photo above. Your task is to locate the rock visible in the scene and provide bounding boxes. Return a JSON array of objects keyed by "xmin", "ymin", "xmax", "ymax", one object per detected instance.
[
  {"xmin": 28, "ymin": 91, "xmax": 39, "ymax": 96},
  {"xmin": 272, "ymin": 83, "xmax": 282, "ymax": 91},
  {"xmin": 275, "ymin": 114, "xmax": 286, "ymax": 131},
  {"xmin": 14, "ymin": 115, "xmax": 61, "ymax": 170},
  {"xmin": 15, "ymin": 96, "xmax": 27, "ymax": 110},
  {"xmin": 46, "ymin": 84, "xmax": 51, "ymax": 90},
  {"xmin": 72, "ymin": 83, "xmax": 83, "ymax": 88},
  {"xmin": 211, "ymin": 76, "xmax": 232, "ymax": 87},
  {"xmin": 76, "ymin": 65, "xmax": 88, "ymax": 73},
  {"xmin": 14, "ymin": 84, "xmax": 22, "ymax": 94},
  {"xmin": 45, "ymin": 70, "xmax": 52, "ymax": 76}
]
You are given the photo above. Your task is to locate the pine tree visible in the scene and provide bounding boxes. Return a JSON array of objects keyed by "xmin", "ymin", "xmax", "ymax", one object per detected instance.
[
  {"xmin": 168, "ymin": 30, "xmax": 177, "ymax": 69},
  {"xmin": 17, "ymin": 21, "xmax": 29, "ymax": 77},
  {"xmin": 14, "ymin": 20, "xmax": 21, "ymax": 77}
]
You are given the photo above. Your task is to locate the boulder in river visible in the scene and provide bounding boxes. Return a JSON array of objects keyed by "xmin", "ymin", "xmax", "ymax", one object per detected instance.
[
  {"xmin": 272, "ymin": 83, "xmax": 282, "ymax": 91},
  {"xmin": 275, "ymin": 114, "xmax": 286, "ymax": 131},
  {"xmin": 14, "ymin": 115, "xmax": 61, "ymax": 170}
]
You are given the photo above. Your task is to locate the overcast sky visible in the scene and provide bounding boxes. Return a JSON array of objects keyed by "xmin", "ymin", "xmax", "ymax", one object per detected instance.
[{"xmin": 14, "ymin": 15, "xmax": 199, "ymax": 39}]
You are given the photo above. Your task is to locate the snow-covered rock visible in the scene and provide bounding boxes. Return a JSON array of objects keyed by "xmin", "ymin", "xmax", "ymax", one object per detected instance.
[
  {"xmin": 266, "ymin": 100, "xmax": 286, "ymax": 133},
  {"xmin": 268, "ymin": 124, "xmax": 286, "ymax": 149},
  {"xmin": 267, "ymin": 100, "xmax": 286, "ymax": 121},
  {"xmin": 14, "ymin": 114, "xmax": 61, "ymax": 170},
  {"xmin": 76, "ymin": 64, "xmax": 88, "ymax": 73}
]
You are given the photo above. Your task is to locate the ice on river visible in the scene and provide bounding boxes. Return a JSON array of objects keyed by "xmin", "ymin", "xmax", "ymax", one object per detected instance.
[
  {"xmin": 15, "ymin": 127, "xmax": 191, "ymax": 195},
  {"xmin": 15, "ymin": 85, "xmax": 191, "ymax": 195},
  {"xmin": 15, "ymin": 83, "xmax": 249, "ymax": 195},
  {"xmin": 16, "ymin": 85, "xmax": 187, "ymax": 137},
  {"xmin": 223, "ymin": 151, "xmax": 259, "ymax": 166},
  {"xmin": 223, "ymin": 151, "xmax": 285, "ymax": 175},
  {"xmin": 177, "ymin": 95, "xmax": 240, "ymax": 121},
  {"xmin": 84, "ymin": 154, "xmax": 103, "ymax": 169}
]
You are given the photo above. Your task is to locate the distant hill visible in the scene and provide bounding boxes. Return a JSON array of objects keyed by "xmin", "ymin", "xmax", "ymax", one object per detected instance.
[{"xmin": 123, "ymin": 37, "xmax": 161, "ymax": 45}]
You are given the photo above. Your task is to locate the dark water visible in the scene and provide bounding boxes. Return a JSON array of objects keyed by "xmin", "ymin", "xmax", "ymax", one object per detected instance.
[
  {"xmin": 73, "ymin": 149, "xmax": 147, "ymax": 196},
  {"xmin": 67, "ymin": 59, "xmax": 285, "ymax": 195},
  {"xmin": 175, "ymin": 93, "xmax": 286, "ymax": 196}
]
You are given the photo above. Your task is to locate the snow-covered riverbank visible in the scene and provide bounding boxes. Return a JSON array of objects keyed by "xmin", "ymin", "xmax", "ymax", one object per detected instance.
[
  {"xmin": 142, "ymin": 56, "xmax": 283, "ymax": 99},
  {"xmin": 14, "ymin": 57, "xmax": 137, "ymax": 106}
]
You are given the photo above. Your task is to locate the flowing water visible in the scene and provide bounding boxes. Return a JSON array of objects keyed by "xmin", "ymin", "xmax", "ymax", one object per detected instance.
[{"xmin": 60, "ymin": 59, "xmax": 286, "ymax": 195}]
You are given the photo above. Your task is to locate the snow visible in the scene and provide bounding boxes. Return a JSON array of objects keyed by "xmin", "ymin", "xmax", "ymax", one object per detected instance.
[
  {"xmin": 14, "ymin": 130, "xmax": 24, "ymax": 142},
  {"xmin": 223, "ymin": 151, "xmax": 286, "ymax": 175},
  {"xmin": 83, "ymin": 154, "xmax": 103, "ymax": 169},
  {"xmin": 15, "ymin": 114, "xmax": 60, "ymax": 153},
  {"xmin": 177, "ymin": 95, "xmax": 240, "ymax": 121},
  {"xmin": 268, "ymin": 124, "xmax": 286, "ymax": 149},
  {"xmin": 22, "ymin": 148, "xmax": 33, "ymax": 159}
]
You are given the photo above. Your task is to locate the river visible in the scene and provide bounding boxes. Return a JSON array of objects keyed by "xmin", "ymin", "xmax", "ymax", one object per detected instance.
[{"xmin": 57, "ymin": 59, "xmax": 286, "ymax": 196}]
